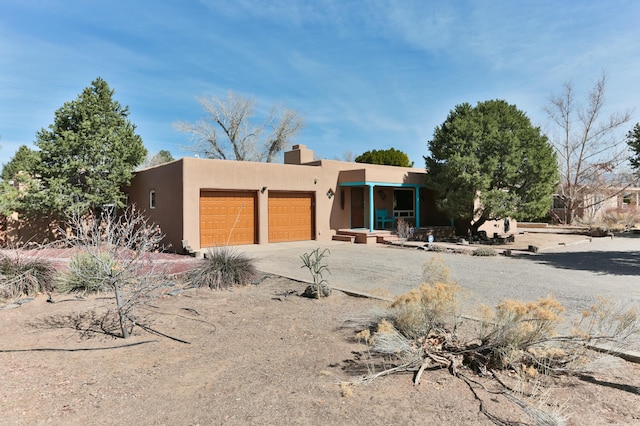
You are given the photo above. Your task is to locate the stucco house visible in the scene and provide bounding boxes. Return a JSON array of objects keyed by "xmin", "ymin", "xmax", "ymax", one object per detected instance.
[{"xmin": 126, "ymin": 145, "xmax": 465, "ymax": 253}]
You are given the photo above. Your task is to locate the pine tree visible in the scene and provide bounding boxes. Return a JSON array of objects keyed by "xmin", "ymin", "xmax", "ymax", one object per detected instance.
[
  {"xmin": 425, "ymin": 99, "xmax": 558, "ymax": 234},
  {"xmin": 27, "ymin": 78, "xmax": 146, "ymax": 217}
]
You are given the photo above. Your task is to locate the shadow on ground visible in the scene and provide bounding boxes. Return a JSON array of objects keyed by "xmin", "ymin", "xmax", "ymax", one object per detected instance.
[{"xmin": 527, "ymin": 250, "xmax": 640, "ymax": 276}]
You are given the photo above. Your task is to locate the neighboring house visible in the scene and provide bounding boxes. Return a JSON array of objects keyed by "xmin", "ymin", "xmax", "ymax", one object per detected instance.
[{"xmin": 551, "ymin": 186, "xmax": 640, "ymax": 223}]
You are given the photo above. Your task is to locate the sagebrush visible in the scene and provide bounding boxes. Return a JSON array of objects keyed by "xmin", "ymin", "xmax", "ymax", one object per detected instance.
[{"xmin": 473, "ymin": 247, "xmax": 497, "ymax": 256}]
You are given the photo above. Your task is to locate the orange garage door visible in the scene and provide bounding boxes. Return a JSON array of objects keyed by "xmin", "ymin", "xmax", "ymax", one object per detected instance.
[
  {"xmin": 268, "ymin": 192, "xmax": 314, "ymax": 243},
  {"xmin": 200, "ymin": 191, "xmax": 256, "ymax": 247}
]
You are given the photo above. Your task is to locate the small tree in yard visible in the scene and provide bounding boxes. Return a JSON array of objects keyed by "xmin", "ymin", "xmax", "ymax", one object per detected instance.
[
  {"xmin": 63, "ymin": 206, "xmax": 165, "ymax": 339},
  {"xmin": 628, "ymin": 123, "xmax": 640, "ymax": 176}
]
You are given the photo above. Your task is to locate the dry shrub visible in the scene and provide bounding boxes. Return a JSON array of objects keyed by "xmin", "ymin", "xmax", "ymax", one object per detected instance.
[
  {"xmin": 601, "ymin": 205, "xmax": 640, "ymax": 232},
  {"xmin": 422, "ymin": 255, "xmax": 451, "ymax": 285},
  {"xmin": 0, "ymin": 251, "xmax": 56, "ymax": 300},
  {"xmin": 390, "ymin": 281, "xmax": 461, "ymax": 339},
  {"xmin": 57, "ymin": 252, "xmax": 112, "ymax": 294},
  {"xmin": 479, "ymin": 296, "xmax": 565, "ymax": 368},
  {"xmin": 187, "ymin": 247, "xmax": 257, "ymax": 290},
  {"xmin": 473, "ymin": 247, "xmax": 497, "ymax": 256},
  {"xmin": 384, "ymin": 255, "xmax": 461, "ymax": 339},
  {"xmin": 573, "ymin": 296, "xmax": 639, "ymax": 344}
]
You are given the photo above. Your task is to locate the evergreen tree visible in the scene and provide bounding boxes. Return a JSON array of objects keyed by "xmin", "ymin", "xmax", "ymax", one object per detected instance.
[
  {"xmin": 425, "ymin": 100, "xmax": 558, "ymax": 234},
  {"xmin": 27, "ymin": 78, "xmax": 146, "ymax": 217},
  {"xmin": 1, "ymin": 145, "xmax": 40, "ymax": 181},
  {"xmin": 355, "ymin": 148, "xmax": 414, "ymax": 167},
  {"xmin": 143, "ymin": 149, "xmax": 174, "ymax": 168}
]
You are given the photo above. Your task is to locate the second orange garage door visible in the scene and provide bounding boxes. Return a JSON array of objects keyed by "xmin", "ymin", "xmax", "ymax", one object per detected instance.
[
  {"xmin": 268, "ymin": 192, "xmax": 314, "ymax": 243},
  {"xmin": 200, "ymin": 191, "xmax": 256, "ymax": 248}
]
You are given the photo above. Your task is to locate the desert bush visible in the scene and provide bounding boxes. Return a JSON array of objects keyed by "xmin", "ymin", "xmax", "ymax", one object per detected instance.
[
  {"xmin": 57, "ymin": 252, "xmax": 112, "ymax": 294},
  {"xmin": 601, "ymin": 206, "xmax": 640, "ymax": 232},
  {"xmin": 389, "ymin": 282, "xmax": 461, "ymax": 339},
  {"xmin": 187, "ymin": 247, "xmax": 257, "ymax": 290},
  {"xmin": 472, "ymin": 247, "xmax": 497, "ymax": 256},
  {"xmin": 0, "ymin": 252, "xmax": 56, "ymax": 300},
  {"xmin": 573, "ymin": 296, "xmax": 639, "ymax": 344},
  {"xmin": 422, "ymin": 255, "xmax": 451, "ymax": 285},
  {"xmin": 427, "ymin": 244, "xmax": 447, "ymax": 252},
  {"xmin": 478, "ymin": 296, "xmax": 565, "ymax": 368}
]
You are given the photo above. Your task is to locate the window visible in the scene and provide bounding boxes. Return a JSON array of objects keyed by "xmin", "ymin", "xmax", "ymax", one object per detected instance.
[
  {"xmin": 552, "ymin": 195, "xmax": 566, "ymax": 209},
  {"xmin": 393, "ymin": 188, "xmax": 415, "ymax": 218},
  {"xmin": 149, "ymin": 190, "xmax": 156, "ymax": 209}
]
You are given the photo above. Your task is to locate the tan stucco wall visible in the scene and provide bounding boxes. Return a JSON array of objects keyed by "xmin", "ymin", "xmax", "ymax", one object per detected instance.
[
  {"xmin": 127, "ymin": 160, "xmax": 184, "ymax": 252},
  {"xmin": 128, "ymin": 155, "xmax": 429, "ymax": 251}
]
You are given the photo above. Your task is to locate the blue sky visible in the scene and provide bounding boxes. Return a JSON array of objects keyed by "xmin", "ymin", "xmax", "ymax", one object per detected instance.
[{"xmin": 1, "ymin": 0, "xmax": 639, "ymax": 168}]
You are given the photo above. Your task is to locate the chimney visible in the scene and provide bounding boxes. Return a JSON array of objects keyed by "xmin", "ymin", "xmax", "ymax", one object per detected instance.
[{"xmin": 284, "ymin": 144, "xmax": 314, "ymax": 165}]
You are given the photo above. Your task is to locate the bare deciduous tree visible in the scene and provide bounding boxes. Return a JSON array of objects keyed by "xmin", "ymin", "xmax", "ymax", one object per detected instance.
[
  {"xmin": 65, "ymin": 206, "xmax": 166, "ymax": 338},
  {"xmin": 545, "ymin": 72, "xmax": 632, "ymax": 223},
  {"xmin": 174, "ymin": 91, "xmax": 304, "ymax": 163}
]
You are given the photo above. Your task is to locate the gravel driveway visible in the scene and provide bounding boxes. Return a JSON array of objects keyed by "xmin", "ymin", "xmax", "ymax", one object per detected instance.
[{"xmin": 238, "ymin": 234, "xmax": 640, "ymax": 322}]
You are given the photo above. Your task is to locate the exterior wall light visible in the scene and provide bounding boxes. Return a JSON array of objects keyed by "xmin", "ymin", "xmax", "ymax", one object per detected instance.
[{"xmin": 326, "ymin": 188, "xmax": 334, "ymax": 199}]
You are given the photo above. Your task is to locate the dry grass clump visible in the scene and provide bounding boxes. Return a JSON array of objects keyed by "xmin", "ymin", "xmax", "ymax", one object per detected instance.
[
  {"xmin": 187, "ymin": 247, "xmax": 257, "ymax": 290},
  {"xmin": 0, "ymin": 251, "xmax": 56, "ymax": 300}
]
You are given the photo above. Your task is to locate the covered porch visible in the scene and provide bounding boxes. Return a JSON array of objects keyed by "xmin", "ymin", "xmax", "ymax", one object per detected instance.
[{"xmin": 337, "ymin": 168, "xmax": 427, "ymax": 232}]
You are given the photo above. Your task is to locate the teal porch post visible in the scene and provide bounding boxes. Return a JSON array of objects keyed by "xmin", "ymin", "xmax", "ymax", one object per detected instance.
[
  {"xmin": 415, "ymin": 188, "xmax": 421, "ymax": 228},
  {"xmin": 368, "ymin": 184, "xmax": 374, "ymax": 231}
]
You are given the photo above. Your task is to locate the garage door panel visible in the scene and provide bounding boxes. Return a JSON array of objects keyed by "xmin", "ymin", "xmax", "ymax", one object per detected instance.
[
  {"xmin": 200, "ymin": 191, "xmax": 256, "ymax": 247},
  {"xmin": 268, "ymin": 192, "xmax": 314, "ymax": 243}
]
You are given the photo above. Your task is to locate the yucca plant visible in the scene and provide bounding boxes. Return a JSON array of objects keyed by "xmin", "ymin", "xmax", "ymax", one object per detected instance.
[{"xmin": 187, "ymin": 247, "xmax": 257, "ymax": 290}]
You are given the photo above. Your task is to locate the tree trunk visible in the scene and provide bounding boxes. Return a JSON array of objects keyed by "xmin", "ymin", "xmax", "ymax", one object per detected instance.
[
  {"xmin": 470, "ymin": 216, "xmax": 487, "ymax": 237},
  {"xmin": 113, "ymin": 283, "xmax": 130, "ymax": 339}
]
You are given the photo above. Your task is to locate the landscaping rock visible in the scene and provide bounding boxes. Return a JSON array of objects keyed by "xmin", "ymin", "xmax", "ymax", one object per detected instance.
[{"xmin": 302, "ymin": 283, "xmax": 331, "ymax": 298}]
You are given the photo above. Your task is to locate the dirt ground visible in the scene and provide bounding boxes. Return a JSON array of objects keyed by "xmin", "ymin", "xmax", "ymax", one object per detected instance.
[{"xmin": 2, "ymin": 264, "xmax": 640, "ymax": 425}]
